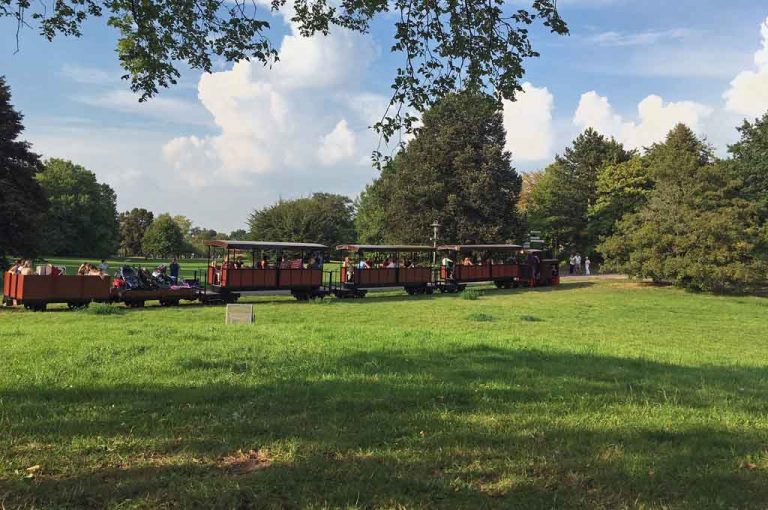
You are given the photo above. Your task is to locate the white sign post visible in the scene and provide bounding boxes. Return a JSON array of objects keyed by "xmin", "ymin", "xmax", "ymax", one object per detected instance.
[{"xmin": 226, "ymin": 304, "xmax": 254, "ymax": 324}]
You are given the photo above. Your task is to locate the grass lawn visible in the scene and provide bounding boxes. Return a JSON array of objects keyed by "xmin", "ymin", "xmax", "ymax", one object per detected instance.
[{"xmin": 1, "ymin": 279, "xmax": 767, "ymax": 508}]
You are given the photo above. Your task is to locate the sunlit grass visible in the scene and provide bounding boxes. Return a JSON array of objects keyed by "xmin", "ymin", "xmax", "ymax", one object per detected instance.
[{"xmin": 1, "ymin": 279, "xmax": 767, "ymax": 508}]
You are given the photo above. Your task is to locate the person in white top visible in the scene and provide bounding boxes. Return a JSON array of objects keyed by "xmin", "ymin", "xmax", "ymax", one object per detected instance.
[
  {"xmin": 357, "ymin": 260, "xmax": 370, "ymax": 269},
  {"xmin": 585, "ymin": 257, "xmax": 591, "ymax": 275},
  {"xmin": 98, "ymin": 259, "xmax": 109, "ymax": 273},
  {"xmin": 575, "ymin": 254, "xmax": 582, "ymax": 274}
]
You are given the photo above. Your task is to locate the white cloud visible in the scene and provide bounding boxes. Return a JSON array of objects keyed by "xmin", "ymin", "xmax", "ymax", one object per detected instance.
[
  {"xmin": 60, "ymin": 64, "xmax": 115, "ymax": 85},
  {"xmin": 502, "ymin": 82, "xmax": 555, "ymax": 161},
  {"xmin": 585, "ymin": 28, "xmax": 692, "ymax": 47},
  {"xmin": 723, "ymin": 17, "xmax": 768, "ymax": 117},
  {"xmin": 318, "ymin": 120, "xmax": 357, "ymax": 166},
  {"xmin": 573, "ymin": 91, "xmax": 712, "ymax": 149},
  {"xmin": 162, "ymin": 22, "xmax": 379, "ymax": 191},
  {"xmin": 75, "ymin": 89, "xmax": 213, "ymax": 126}
]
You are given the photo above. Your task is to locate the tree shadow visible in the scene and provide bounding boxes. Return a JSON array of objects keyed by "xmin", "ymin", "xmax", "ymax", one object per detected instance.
[{"xmin": 2, "ymin": 347, "xmax": 766, "ymax": 508}]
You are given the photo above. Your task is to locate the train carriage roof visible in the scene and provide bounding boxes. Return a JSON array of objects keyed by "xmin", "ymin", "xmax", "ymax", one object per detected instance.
[
  {"xmin": 437, "ymin": 244, "xmax": 523, "ymax": 252},
  {"xmin": 204, "ymin": 240, "xmax": 327, "ymax": 250},
  {"xmin": 336, "ymin": 244, "xmax": 433, "ymax": 252}
]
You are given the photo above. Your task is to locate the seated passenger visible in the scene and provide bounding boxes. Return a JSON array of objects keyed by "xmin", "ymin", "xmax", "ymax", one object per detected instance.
[
  {"xmin": 20, "ymin": 260, "xmax": 34, "ymax": 276},
  {"xmin": 259, "ymin": 255, "xmax": 269, "ymax": 269},
  {"xmin": 462, "ymin": 256, "xmax": 474, "ymax": 266},
  {"xmin": 386, "ymin": 259, "xmax": 398, "ymax": 268},
  {"xmin": 6, "ymin": 259, "xmax": 21, "ymax": 274},
  {"xmin": 234, "ymin": 256, "xmax": 244, "ymax": 269},
  {"xmin": 357, "ymin": 259, "xmax": 370, "ymax": 269}
]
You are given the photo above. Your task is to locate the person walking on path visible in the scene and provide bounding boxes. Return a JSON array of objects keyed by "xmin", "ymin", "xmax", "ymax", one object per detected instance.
[
  {"xmin": 575, "ymin": 254, "xmax": 582, "ymax": 275},
  {"xmin": 568, "ymin": 254, "xmax": 575, "ymax": 275},
  {"xmin": 585, "ymin": 257, "xmax": 591, "ymax": 276}
]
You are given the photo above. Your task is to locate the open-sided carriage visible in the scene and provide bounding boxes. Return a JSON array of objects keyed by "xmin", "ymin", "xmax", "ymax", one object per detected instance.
[
  {"xmin": 109, "ymin": 265, "xmax": 201, "ymax": 307},
  {"xmin": 204, "ymin": 240, "xmax": 329, "ymax": 301},
  {"xmin": 3, "ymin": 273, "xmax": 111, "ymax": 311},
  {"xmin": 436, "ymin": 244, "xmax": 523, "ymax": 292},
  {"xmin": 335, "ymin": 244, "xmax": 435, "ymax": 297},
  {"xmin": 110, "ymin": 287, "xmax": 199, "ymax": 308}
]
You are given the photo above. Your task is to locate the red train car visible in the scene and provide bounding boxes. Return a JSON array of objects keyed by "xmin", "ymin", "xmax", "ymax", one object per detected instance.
[
  {"xmin": 437, "ymin": 244, "xmax": 523, "ymax": 291},
  {"xmin": 336, "ymin": 244, "xmax": 434, "ymax": 296},
  {"xmin": 204, "ymin": 240, "xmax": 328, "ymax": 300},
  {"xmin": 3, "ymin": 273, "xmax": 111, "ymax": 311}
]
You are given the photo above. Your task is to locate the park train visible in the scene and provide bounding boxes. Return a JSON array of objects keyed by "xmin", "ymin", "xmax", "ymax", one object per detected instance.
[{"xmin": 2, "ymin": 240, "xmax": 560, "ymax": 311}]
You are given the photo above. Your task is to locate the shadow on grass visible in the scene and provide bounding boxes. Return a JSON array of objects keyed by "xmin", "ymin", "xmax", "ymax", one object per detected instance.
[{"xmin": 2, "ymin": 347, "xmax": 767, "ymax": 508}]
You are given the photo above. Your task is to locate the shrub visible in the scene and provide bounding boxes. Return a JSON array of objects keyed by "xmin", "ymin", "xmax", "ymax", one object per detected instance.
[
  {"xmin": 461, "ymin": 288, "xmax": 482, "ymax": 300},
  {"xmin": 82, "ymin": 303, "xmax": 125, "ymax": 315},
  {"xmin": 467, "ymin": 312, "xmax": 496, "ymax": 322}
]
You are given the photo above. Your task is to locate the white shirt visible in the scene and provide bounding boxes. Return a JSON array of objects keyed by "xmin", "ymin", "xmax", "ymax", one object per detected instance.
[{"xmin": 99, "ymin": 262, "xmax": 109, "ymax": 272}]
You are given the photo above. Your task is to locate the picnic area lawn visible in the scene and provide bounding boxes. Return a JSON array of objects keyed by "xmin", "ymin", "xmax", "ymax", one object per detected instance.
[{"xmin": 1, "ymin": 279, "xmax": 767, "ymax": 508}]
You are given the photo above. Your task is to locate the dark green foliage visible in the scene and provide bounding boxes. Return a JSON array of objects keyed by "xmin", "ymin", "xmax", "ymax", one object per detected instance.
[
  {"xmin": 248, "ymin": 193, "xmax": 356, "ymax": 246},
  {"xmin": 2, "ymin": 0, "xmax": 567, "ymax": 142},
  {"xmin": 728, "ymin": 112, "xmax": 768, "ymax": 221},
  {"xmin": 355, "ymin": 161, "xmax": 396, "ymax": 244},
  {"xmin": 141, "ymin": 213, "xmax": 185, "ymax": 258},
  {"xmin": 0, "ymin": 76, "xmax": 47, "ymax": 260},
  {"xmin": 228, "ymin": 229, "xmax": 248, "ymax": 240},
  {"xmin": 119, "ymin": 208, "xmax": 154, "ymax": 256},
  {"xmin": 600, "ymin": 124, "xmax": 767, "ymax": 293},
  {"xmin": 361, "ymin": 92, "xmax": 525, "ymax": 244},
  {"xmin": 527, "ymin": 128, "xmax": 632, "ymax": 255},
  {"xmin": 36, "ymin": 158, "xmax": 119, "ymax": 258},
  {"xmin": 588, "ymin": 156, "xmax": 655, "ymax": 244}
]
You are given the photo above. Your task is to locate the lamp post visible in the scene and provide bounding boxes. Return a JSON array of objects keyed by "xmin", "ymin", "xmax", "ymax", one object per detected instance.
[{"xmin": 431, "ymin": 220, "xmax": 441, "ymax": 266}]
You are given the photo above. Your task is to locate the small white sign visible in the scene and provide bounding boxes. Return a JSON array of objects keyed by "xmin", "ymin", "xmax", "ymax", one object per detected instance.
[{"xmin": 226, "ymin": 304, "xmax": 254, "ymax": 324}]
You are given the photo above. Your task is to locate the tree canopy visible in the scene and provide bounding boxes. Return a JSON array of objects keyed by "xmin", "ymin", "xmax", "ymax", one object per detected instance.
[
  {"xmin": 248, "ymin": 192, "xmax": 355, "ymax": 247},
  {"xmin": 0, "ymin": 75, "xmax": 47, "ymax": 264},
  {"xmin": 527, "ymin": 128, "xmax": 632, "ymax": 255},
  {"xmin": 36, "ymin": 158, "xmax": 119, "ymax": 258},
  {"xmin": 141, "ymin": 213, "xmax": 185, "ymax": 257},
  {"xmin": 599, "ymin": 124, "xmax": 767, "ymax": 292},
  {"xmin": 118, "ymin": 208, "xmax": 154, "ymax": 256},
  {"xmin": 357, "ymin": 91, "xmax": 524, "ymax": 244},
  {"xmin": 2, "ymin": 0, "xmax": 567, "ymax": 140}
]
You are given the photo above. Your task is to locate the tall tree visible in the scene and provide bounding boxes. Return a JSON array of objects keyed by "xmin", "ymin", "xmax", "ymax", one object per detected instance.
[
  {"xmin": 141, "ymin": 213, "xmax": 185, "ymax": 257},
  {"xmin": 354, "ymin": 161, "xmax": 397, "ymax": 244},
  {"xmin": 36, "ymin": 158, "xmax": 119, "ymax": 258},
  {"xmin": 248, "ymin": 193, "xmax": 356, "ymax": 247},
  {"xmin": 0, "ymin": 76, "xmax": 47, "ymax": 264},
  {"xmin": 3, "ymin": 1, "xmax": 566, "ymax": 141},
  {"xmin": 119, "ymin": 208, "xmax": 154, "ymax": 256},
  {"xmin": 600, "ymin": 124, "xmax": 767, "ymax": 292},
  {"xmin": 527, "ymin": 128, "xmax": 631, "ymax": 255},
  {"xmin": 728, "ymin": 112, "xmax": 768, "ymax": 220},
  {"xmin": 366, "ymin": 91, "xmax": 524, "ymax": 244},
  {"xmin": 588, "ymin": 156, "xmax": 655, "ymax": 245}
]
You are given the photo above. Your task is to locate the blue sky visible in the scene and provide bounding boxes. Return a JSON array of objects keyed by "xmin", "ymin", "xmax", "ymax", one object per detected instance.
[{"xmin": 1, "ymin": 1, "xmax": 767, "ymax": 232}]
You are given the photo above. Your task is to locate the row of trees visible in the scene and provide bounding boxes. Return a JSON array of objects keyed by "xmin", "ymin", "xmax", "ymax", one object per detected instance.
[{"xmin": 524, "ymin": 119, "xmax": 768, "ymax": 292}]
